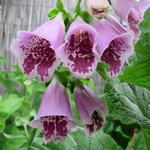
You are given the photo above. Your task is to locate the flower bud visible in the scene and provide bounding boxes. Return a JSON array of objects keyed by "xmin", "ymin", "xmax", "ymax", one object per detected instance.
[{"xmin": 86, "ymin": 0, "xmax": 111, "ymax": 18}]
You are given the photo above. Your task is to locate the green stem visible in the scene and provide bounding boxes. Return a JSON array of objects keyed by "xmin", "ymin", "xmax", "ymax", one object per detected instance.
[
  {"xmin": 142, "ymin": 129, "xmax": 150, "ymax": 150},
  {"xmin": 108, "ymin": 0, "xmax": 111, "ymax": 5},
  {"xmin": 27, "ymin": 129, "xmax": 37, "ymax": 150},
  {"xmin": 74, "ymin": 0, "xmax": 82, "ymax": 13}
]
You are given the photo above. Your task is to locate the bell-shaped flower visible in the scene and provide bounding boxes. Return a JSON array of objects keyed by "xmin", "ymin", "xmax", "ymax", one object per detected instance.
[
  {"xmin": 86, "ymin": 0, "xmax": 111, "ymax": 18},
  {"xmin": 92, "ymin": 15, "xmax": 134, "ymax": 76},
  {"xmin": 10, "ymin": 13, "xmax": 65, "ymax": 82},
  {"xmin": 57, "ymin": 18, "xmax": 99, "ymax": 78},
  {"xmin": 74, "ymin": 85, "xmax": 106, "ymax": 135},
  {"xmin": 111, "ymin": 0, "xmax": 150, "ymax": 40},
  {"xmin": 29, "ymin": 79, "xmax": 77, "ymax": 143}
]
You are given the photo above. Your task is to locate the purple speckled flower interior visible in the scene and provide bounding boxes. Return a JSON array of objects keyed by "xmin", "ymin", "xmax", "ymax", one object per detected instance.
[
  {"xmin": 65, "ymin": 30, "xmax": 95, "ymax": 74},
  {"xmin": 101, "ymin": 38, "xmax": 126, "ymax": 76},
  {"xmin": 20, "ymin": 34, "xmax": 56, "ymax": 81},
  {"xmin": 57, "ymin": 19, "xmax": 99, "ymax": 78},
  {"xmin": 41, "ymin": 116, "xmax": 68, "ymax": 142}
]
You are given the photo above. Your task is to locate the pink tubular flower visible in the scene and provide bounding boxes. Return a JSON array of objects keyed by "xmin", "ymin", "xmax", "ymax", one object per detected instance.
[
  {"xmin": 29, "ymin": 79, "xmax": 76, "ymax": 143},
  {"xmin": 111, "ymin": 0, "xmax": 150, "ymax": 40},
  {"xmin": 92, "ymin": 15, "xmax": 134, "ymax": 77},
  {"xmin": 86, "ymin": 0, "xmax": 111, "ymax": 18},
  {"xmin": 57, "ymin": 18, "xmax": 99, "ymax": 79},
  {"xmin": 74, "ymin": 85, "xmax": 106, "ymax": 135},
  {"xmin": 10, "ymin": 13, "xmax": 65, "ymax": 82}
]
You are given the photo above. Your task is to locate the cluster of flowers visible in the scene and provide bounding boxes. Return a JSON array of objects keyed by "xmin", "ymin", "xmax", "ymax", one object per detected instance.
[{"xmin": 10, "ymin": 0, "xmax": 150, "ymax": 144}]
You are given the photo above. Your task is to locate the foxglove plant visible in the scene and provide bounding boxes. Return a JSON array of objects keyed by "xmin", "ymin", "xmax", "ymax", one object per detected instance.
[
  {"xmin": 29, "ymin": 79, "xmax": 77, "ymax": 143},
  {"xmin": 74, "ymin": 85, "xmax": 106, "ymax": 135},
  {"xmin": 9, "ymin": 0, "xmax": 150, "ymax": 147},
  {"xmin": 92, "ymin": 16, "xmax": 134, "ymax": 76},
  {"xmin": 10, "ymin": 13, "xmax": 65, "ymax": 82},
  {"xmin": 57, "ymin": 18, "xmax": 99, "ymax": 78},
  {"xmin": 111, "ymin": 0, "xmax": 150, "ymax": 40}
]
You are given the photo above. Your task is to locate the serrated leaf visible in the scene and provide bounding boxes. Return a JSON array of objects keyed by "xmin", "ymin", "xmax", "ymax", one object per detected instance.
[
  {"xmin": 46, "ymin": 130, "xmax": 123, "ymax": 150},
  {"xmin": 118, "ymin": 8, "xmax": 150, "ymax": 89},
  {"xmin": 104, "ymin": 80, "xmax": 150, "ymax": 128}
]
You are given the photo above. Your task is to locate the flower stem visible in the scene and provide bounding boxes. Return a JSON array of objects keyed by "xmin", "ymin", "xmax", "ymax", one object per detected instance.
[
  {"xmin": 108, "ymin": 0, "xmax": 111, "ymax": 5},
  {"xmin": 27, "ymin": 129, "xmax": 37, "ymax": 150},
  {"xmin": 142, "ymin": 129, "xmax": 150, "ymax": 150},
  {"xmin": 74, "ymin": 0, "xmax": 82, "ymax": 13}
]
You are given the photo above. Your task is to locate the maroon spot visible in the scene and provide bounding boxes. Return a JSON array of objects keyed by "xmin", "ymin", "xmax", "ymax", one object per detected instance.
[
  {"xmin": 101, "ymin": 39, "xmax": 126, "ymax": 76},
  {"xmin": 65, "ymin": 30, "xmax": 95, "ymax": 74},
  {"xmin": 86, "ymin": 111, "xmax": 103, "ymax": 135},
  {"xmin": 20, "ymin": 35, "xmax": 56, "ymax": 81},
  {"xmin": 128, "ymin": 8, "xmax": 142, "ymax": 38},
  {"xmin": 41, "ymin": 116, "xmax": 68, "ymax": 142},
  {"xmin": 92, "ymin": 7, "xmax": 108, "ymax": 16}
]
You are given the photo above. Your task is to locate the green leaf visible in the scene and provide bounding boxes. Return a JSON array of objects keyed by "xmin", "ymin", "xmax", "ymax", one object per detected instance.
[
  {"xmin": 0, "ymin": 112, "xmax": 8, "ymax": 133},
  {"xmin": 2, "ymin": 126, "xmax": 26, "ymax": 150},
  {"xmin": 96, "ymin": 62, "xmax": 109, "ymax": 80},
  {"xmin": 104, "ymin": 80, "xmax": 150, "ymax": 128},
  {"xmin": 126, "ymin": 131, "xmax": 146, "ymax": 150},
  {"xmin": 142, "ymin": 129, "xmax": 150, "ymax": 150},
  {"xmin": 74, "ymin": 0, "xmax": 81, "ymax": 15},
  {"xmin": 118, "ymin": 8, "xmax": 150, "ymax": 89},
  {"xmin": 57, "ymin": 0, "xmax": 64, "ymax": 11},
  {"xmin": 46, "ymin": 130, "xmax": 123, "ymax": 150},
  {"xmin": 0, "ymin": 95, "xmax": 23, "ymax": 114},
  {"xmin": 0, "ymin": 95, "xmax": 23, "ymax": 132},
  {"xmin": 48, "ymin": 8, "xmax": 60, "ymax": 19},
  {"xmin": 80, "ymin": 10, "xmax": 93, "ymax": 23}
]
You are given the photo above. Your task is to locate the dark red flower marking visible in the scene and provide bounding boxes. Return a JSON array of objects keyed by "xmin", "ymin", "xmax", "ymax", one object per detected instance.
[
  {"xmin": 101, "ymin": 38, "xmax": 126, "ymax": 76},
  {"xmin": 20, "ymin": 35, "xmax": 56, "ymax": 81},
  {"xmin": 92, "ymin": 7, "xmax": 108, "ymax": 16},
  {"xmin": 65, "ymin": 30, "xmax": 95, "ymax": 74},
  {"xmin": 41, "ymin": 116, "xmax": 68, "ymax": 142},
  {"xmin": 86, "ymin": 111, "xmax": 103, "ymax": 135}
]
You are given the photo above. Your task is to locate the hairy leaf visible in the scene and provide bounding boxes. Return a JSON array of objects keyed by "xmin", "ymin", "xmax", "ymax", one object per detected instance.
[{"xmin": 104, "ymin": 80, "xmax": 150, "ymax": 128}]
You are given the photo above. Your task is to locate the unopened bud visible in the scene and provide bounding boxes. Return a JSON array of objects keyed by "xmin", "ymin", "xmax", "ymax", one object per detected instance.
[{"xmin": 86, "ymin": 0, "xmax": 111, "ymax": 19}]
